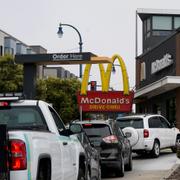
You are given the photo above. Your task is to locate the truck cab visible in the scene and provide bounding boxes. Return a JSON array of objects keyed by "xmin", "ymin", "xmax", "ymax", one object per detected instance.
[{"xmin": 0, "ymin": 93, "xmax": 87, "ymax": 180}]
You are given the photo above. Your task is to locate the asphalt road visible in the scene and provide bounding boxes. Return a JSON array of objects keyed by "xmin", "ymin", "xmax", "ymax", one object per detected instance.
[{"xmin": 102, "ymin": 149, "xmax": 180, "ymax": 180}]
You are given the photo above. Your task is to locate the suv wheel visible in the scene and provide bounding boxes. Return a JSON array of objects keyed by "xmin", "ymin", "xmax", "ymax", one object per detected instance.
[
  {"xmin": 116, "ymin": 154, "xmax": 124, "ymax": 177},
  {"xmin": 125, "ymin": 151, "xmax": 132, "ymax": 171},
  {"xmin": 151, "ymin": 140, "xmax": 160, "ymax": 158},
  {"xmin": 171, "ymin": 136, "xmax": 180, "ymax": 153}
]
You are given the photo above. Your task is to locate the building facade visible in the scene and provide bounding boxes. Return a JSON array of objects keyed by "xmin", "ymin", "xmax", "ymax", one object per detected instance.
[
  {"xmin": 135, "ymin": 9, "xmax": 180, "ymax": 129},
  {"xmin": 0, "ymin": 29, "xmax": 37, "ymax": 56},
  {"xmin": 0, "ymin": 29, "xmax": 76, "ymax": 79}
]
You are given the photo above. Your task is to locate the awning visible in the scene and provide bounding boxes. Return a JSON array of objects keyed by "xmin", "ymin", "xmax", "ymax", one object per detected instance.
[{"xmin": 135, "ymin": 76, "xmax": 180, "ymax": 100}]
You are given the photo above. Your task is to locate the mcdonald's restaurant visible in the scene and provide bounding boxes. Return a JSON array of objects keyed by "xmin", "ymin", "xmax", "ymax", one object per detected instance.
[
  {"xmin": 134, "ymin": 8, "xmax": 180, "ymax": 129},
  {"xmin": 135, "ymin": 29, "xmax": 180, "ymax": 129}
]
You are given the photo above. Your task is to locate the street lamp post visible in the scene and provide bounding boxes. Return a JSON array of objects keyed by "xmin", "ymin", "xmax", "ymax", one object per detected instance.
[{"xmin": 57, "ymin": 23, "xmax": 83, "ymax": 78}]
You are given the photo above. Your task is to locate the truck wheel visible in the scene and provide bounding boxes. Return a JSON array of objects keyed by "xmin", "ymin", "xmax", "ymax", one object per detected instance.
[
  {"xmin": 37, "ymin": 159, "xmax": 51, "ymax": 180},
  {"xmin": 78, "ymin": 168, "xmax": 85, "ymax": 180},
  {"xmin": 151, "ymin": 140, "xmax": 160, "ymax": 158}
]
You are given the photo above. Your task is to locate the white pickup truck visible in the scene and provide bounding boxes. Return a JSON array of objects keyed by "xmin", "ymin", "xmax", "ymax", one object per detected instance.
[{"xmin": 0, "ymin": 93, "xmax": 87, "ymax": 180}]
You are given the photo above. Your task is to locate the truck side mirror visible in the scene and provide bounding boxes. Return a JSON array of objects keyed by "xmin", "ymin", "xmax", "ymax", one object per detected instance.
[{"xmin": 69, "ymin": 124, "xmax": 82, "ymax": 134}]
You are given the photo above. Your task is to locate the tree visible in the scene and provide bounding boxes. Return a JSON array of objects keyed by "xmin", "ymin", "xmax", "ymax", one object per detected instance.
[
  {"xmin": 0, "ymin": 55, "xmax": 81, "ymax": 124},
  {"xmin": 36, "ymin": 77, "xmax": 81, "ymax": 124},
  {"xmin": 0, "ymin": 55, "xmax": 23, "ymax": 92}
]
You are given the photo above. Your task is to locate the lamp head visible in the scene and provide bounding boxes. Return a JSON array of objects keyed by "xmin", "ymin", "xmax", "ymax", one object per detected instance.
[{"xmin": 57, "ymin": 24, "xmax": 63, "ymax": 38}]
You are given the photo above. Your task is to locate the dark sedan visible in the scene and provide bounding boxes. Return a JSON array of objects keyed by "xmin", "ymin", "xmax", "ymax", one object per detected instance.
[{"xmin": 72, "ymin": 120, "xmax": 133, "ymax": 177}]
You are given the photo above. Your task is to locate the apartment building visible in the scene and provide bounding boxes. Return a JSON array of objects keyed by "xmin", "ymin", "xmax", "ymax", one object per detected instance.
[{"xmin": 0, "ymin": 29, "xmax": 76, "ymax": 79}]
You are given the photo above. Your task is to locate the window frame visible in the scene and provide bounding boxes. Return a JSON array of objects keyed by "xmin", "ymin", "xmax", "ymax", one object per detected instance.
[{"xmin": 48, "ymin": 106, "xmax": 66, "ymax": 133}]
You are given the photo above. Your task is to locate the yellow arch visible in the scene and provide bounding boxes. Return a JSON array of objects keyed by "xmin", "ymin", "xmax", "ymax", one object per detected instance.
[{"xmin": 80, "ymin": 54, "xmax": 129, "ymax": 95}]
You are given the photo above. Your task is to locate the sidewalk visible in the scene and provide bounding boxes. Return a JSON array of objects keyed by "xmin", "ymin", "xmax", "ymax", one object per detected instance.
[{"xmin": 162, "ymin": 158, "xmax": 180, "ymax": 180}]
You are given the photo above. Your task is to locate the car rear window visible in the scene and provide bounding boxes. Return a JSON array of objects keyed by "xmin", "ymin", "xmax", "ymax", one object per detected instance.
[
  {"xmin": 116, "ymin": 118, "xmax": 144, "ymax": 129},
  {"xmin": 0, "ymin": 106, "xmax": 48, "ymax": 130},
  {"xmin": 82, "ymin": 123, "xmax": 111, "ymax": 146}
]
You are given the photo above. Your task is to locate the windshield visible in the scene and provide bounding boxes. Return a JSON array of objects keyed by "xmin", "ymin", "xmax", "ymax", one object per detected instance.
[
  {"xmin": 0, "ymin": 106, "xmax": 48, "ymax": 130},
  {"xmin": 116, "ymin": 118, "xmax": 144, "ymax": 129},
  {"xmin": 82, "ymin": 124, "xmax": 111, "ymax": 146}
]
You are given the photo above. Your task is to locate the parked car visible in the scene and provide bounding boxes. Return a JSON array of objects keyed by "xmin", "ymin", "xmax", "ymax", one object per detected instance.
[
  {"xmin": 70, "ymin": 127, "xmax": 101, "ymax": 180},
  {"xmin": 71, "ymin": 120, "xmax": 133, "ymax": 177},
  {"xmin": 116, "ymin": 114, "xmax": 180, "ymax": 157}
]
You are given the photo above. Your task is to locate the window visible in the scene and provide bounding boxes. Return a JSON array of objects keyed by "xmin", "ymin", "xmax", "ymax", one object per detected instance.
[
  {"xmin": 159, "ymin": 117, "xmax": 170, "ymax": 128},
  {"xmin": 147, "ymin": 18, "xmax": 151, "ymax": 32},
  {"xmin": 4, "ymin": 47, "xmax": 14, "ymax": 55},
  {"xmin": 116, "ymin": 118, "xmax": 144, "ymax": 129},
  {"xmin": 166, "ymin": 98, "xmax": 176, "ymax": 124},
  {"xmin": 82, "ymin": 124, "xmax": 111, "ymax": 146},
  {"xmin": 152, "ymin": 30, "xmax": 172, "ymax": 36},
  {"xmin": 0, "ymin": 46, "xmax": 3, "ymax": 56},
  {"xmin": 83, "ymin": 124, "xmax": 111, "ymax": 138},
  {"xmin": 144, "ymin": 18, "xmax": 151, "ymax": 39},
  {"xmin": 174, "ymin": 17, "xmax": 180, "ymax": 29},
  {"xmin": 148, "ymin": 117, "xmax": 162, "ymax": 128},
  {"xmin": 48, "ymin": 106, "xmax": 65, "ymax": 132},
  {"xmin": 152, "ymin": 16, "xmax": 172, "ymax": 30},
  {"xmin": 140, "ymin": 62, "xmax": 146, "ymax": 81},
  {"xmin": 0, "ymin": 106, "xmax": 48, "ymax": 130}
]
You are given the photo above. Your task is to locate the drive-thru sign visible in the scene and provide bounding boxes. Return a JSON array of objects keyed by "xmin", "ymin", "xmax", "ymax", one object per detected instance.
[{"xmin": 77, "ymin": 54, "xmax": 134, "ymax": 112}]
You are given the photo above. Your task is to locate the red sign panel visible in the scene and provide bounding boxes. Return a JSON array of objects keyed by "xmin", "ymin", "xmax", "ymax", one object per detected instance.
[{"xmin": 77, "ymin": 91, "xmax": 134, "ymax": 112}]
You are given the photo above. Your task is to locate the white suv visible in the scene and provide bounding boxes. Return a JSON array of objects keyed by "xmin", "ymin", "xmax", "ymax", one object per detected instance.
[{"xmin": 116, "ymin": 114, "xmax": 180, "ymax": 157}]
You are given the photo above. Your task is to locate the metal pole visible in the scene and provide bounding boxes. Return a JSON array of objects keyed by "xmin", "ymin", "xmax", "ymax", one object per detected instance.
[
  {"xmin": 135, "ymin": 10, "xmax": 138, "ymax": 57},
  {"xmin": 79, "ymin": 41, "xmax": 83, "ymax": 78},
  {"xmin": 59, "ymin": 23, "xmax": 83, "ymax": 78},
  {"xmin": 80, "ymin": 106, "xmax": 82, "ymax": 121}
]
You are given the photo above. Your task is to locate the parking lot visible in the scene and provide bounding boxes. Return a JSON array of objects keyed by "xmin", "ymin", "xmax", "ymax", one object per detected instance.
[{"xmin": 102, "ymin": 149, "xmax": 180, "ymax": 180}]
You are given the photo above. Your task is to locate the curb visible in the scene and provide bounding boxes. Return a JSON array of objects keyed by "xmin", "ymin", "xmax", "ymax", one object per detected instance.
[{"xmin": 161, "ymin": 158, "xmax": 180, "ymax": 180}]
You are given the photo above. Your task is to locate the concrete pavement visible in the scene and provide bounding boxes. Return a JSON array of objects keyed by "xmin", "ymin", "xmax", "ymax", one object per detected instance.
[{"xmin": 102, "ymin": 150, "xmax": 180, "ymax": 180}]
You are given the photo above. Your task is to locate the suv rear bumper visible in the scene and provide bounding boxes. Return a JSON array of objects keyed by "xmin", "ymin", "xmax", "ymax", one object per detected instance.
[{"xmin": 133, "ymin": 138, "xmax": 154, "ymax": 151}]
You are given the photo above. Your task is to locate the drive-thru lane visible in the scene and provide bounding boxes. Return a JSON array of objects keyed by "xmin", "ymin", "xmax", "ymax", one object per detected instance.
[{"xmin": 102, "ymin": 149, "xmax": 180, "ymax": 180}]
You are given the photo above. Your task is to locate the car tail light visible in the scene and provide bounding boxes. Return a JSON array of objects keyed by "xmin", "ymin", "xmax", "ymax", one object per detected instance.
[
  {"xmin": 102, "ymin": 135, "xmax": 119, "ymax": 143},
  {"xmin": 83, "ymin": 124, "xmax": 92, "ymax": 127},
  {"xmin": 9, "ymin": 140, "xmax": 27, "ymax": 170},
  {"xmin": 0, "ymin": 102, "xmax": 9, "ymax": 107},
  {"xmin": 144, "ymin": 129, "xmax": 149, "ymax": 138}
]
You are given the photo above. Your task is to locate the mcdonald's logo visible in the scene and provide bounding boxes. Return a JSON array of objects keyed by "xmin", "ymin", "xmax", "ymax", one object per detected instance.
[{"xmin": 77, "ymin": 54, "xmax": 134, "ymax": 112}]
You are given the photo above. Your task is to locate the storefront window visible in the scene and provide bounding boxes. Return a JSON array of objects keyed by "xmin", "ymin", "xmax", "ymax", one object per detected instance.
[
  {"xmin": 166, "ymin": 98, "xmax": 176, "ymax": 124},
  {"xmin": 147, "ymin": 18, "xmax": 151, "ymax": 32},
  {"xmin": 152, "ymin": 104, "xmax": 161, "ymax": 114},
  {"xmin": 144, "ymin": 18, "xmax": 151, "ymax": 39},
  {"xmin": 152, "ymin": 16, "xmax": 172, "ymax": 30},
  {"xmin": 174, "ymin": 17, "xmax": 180, "ymax": 29}
]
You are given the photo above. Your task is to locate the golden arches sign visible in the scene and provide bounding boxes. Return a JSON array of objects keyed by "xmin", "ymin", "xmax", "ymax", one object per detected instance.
[{"xmin": 81, "ymin": 54, "xmax": 129, "ymax": 95}]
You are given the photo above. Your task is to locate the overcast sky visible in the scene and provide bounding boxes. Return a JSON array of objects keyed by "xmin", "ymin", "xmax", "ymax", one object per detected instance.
[{"xmin": 1, "ymin": 0, "xmax": 180, "ymax": 90}]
